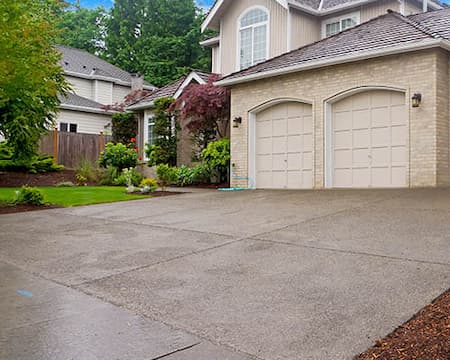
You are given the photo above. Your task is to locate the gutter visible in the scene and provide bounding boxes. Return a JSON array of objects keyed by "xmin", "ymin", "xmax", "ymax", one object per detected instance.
[
  {"xmin": 215, "ymin": 39, "xmax": 450, "ymax": 87},
  {"xmin": 127, "ymin": 101, "xmax": 155, "ymax": 111},
  {"xmin": 60, "ymin": 104, "xmax": 116, "ymax": 115},
  {"xmin": 64, "ymin": 71, "xmax": 156, "ymax": 90}
]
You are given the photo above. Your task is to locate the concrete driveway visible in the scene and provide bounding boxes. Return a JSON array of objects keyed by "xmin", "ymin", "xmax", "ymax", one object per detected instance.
[{"xmin": 1, "ymin": 189, "xmax": 449, "ymax": 359}]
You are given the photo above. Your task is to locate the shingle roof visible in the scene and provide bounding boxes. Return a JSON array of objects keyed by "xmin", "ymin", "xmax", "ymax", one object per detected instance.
[
  {"xmin": 219, "ymin": 9, "xmax": 450, "ymax": 84},
  {"xmin": 129, "ymin": 70, "xmax": 212, "ymax": 108},
  {"xmin": 292, "ymin": 0, "xmax": 445, "ymax": 10},
  {"xmin": 58, "ymin": 93, "xmax": 112, "ymax": 113},
  {"xmin": 58, "ymin": 45, "xmax": 155, "ymax": 88}
]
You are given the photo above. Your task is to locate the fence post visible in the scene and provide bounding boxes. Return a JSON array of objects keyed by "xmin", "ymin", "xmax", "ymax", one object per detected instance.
[
  {"xmin": 99, "ymin": 131, "xmax": 105, "ymax": 154},
  {"xmin": 53, "ymin": 127, "xmax": 58, "ymax": 164}
]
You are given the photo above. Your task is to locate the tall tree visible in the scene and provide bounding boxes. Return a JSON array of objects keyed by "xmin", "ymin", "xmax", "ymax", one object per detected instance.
[
  {"xmin": 0, "ymin": 0, "xmax": 70, "ymax": 160},
  {"xmin": 106, "ymin": 0, "xmax": 211, "ymax": 87},
  {"xmin": 56, "ymin": 0, "xmax": 106, "ymax": 55}
]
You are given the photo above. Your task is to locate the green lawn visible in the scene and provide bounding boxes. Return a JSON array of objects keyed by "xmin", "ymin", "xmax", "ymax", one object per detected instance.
[{"xmin": 0, "ymin": 186, "xmax": 149, "ymax": 207}]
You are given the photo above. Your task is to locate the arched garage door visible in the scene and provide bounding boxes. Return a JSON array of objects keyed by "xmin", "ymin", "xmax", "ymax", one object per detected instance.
[
  {"xmin": 330, "ymin": 90, "xmax": 407, "ymax": 188},
  {"xmin": 255, "ymin": 102, "xmax": 313, "ymax": 189}
]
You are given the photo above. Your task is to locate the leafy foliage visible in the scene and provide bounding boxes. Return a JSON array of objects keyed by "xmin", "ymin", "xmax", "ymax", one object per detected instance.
[
  {"xmin": 55, "ymin": 1, "xmax": 106, "ymax": 55},
  {"xmin": 113, "ymin": 168, "xmax": 144, "ymax": 187},
  {"xmin": 104, "ymin": 0, "xmax": 211, "ymax": 87},
  {"xmin": 99, "ymin": 142, "xmax": 138, "ymax": 170},
  {"xmin": 202, "ymin": 138, "xmax": 230, "ymax": 183},
  {"xmin": 98, "ymin": 166, "xmax": 120, "ymax": 186},
  {"xmin": 111, "ymin": 112, "xmax": 138, "ymax": 144},
  {"xmin": 156, "ymin": 164, "xmax": 178, "ymax": 190},
  {"xmin": 12, "ymin": 186, "xmax": 46, "ymax": 206},
  {"xmin": 75, "ymin": 159, "xmax": 99, "ymax": 184},
  {"xmin": 0, "ymin": 143, "xmax": 63, "ymax": 173},
  {"xmin": 172, "ymin": 75, "xmax": 230, "ymax": 155},
  {"xmin": 0, "ymin": 0, "xmax": 70, "ymax": 160},
  {"xmin": 140, "ymin": 178, "xmax": 158, "ymax": 193},
  {"xmin": 146, "ymin": 98, "xmax": 178, "ymax": 167},
  {"xmin": 156, "ymin": 164, "xmax": 210, "ymax": 188}
]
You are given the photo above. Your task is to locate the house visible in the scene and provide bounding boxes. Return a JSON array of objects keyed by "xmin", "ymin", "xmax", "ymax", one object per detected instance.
[
  {"xmin": 128, "ymin": 70, "xmax": 212, "ymax": 166},
  {"xmin": 57, "ymin": 45, "xmax": 156, "ymax": 135},
  {"xmin": 201, "ymin": 0, "xmax": 444, "ymax": 76},
  {"xmin": 214, "ymin": 7, "xmax": 450, "ymax": 189}
]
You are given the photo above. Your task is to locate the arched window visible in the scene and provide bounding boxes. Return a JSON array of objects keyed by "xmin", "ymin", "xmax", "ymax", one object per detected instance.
[{"xmin": 239, "ymin": 7, "xmax": 269, "ymax": 70}]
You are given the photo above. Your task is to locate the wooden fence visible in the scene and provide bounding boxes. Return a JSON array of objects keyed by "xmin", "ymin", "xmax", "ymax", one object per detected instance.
[{"xmin": 39, "ymin": 130, "xmax": 112, "ymax": 169}]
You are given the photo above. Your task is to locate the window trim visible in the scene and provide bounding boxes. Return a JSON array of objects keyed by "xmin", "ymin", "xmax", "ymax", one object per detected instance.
[
  {"xmin": 143, "ymin": 112, "xmax": 156, "ymax": 161},
  {"xmin": 321, "ymin": 11, "xmax": 360, "ymax": 38},
  {"xmin": 236, "ymin": 6, "xmax": 270, "ymax": 71}
]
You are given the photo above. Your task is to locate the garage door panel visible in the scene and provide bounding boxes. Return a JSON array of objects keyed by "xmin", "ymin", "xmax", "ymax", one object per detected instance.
[
  {"xmin": 353, "ymin": 109, "xmax": 370, "ymax": 129},
  {"xmin": 353, "ymin": 129, "xmax": 369, "ymax": 148},
  {"xmin": 273, "ymin": 119, "xmax": 287, "ymax": 136},
  {"xmin": 256, "ymin": 120, "xmax": 272, "ymax": 138},
  {"xmin": 303, "ymin": 152, "xmax": 313, "ymax": 170},
  {"xmin": 371, "ymin": 107, "xmax": 390, "ymax": 127},
  {"xmin": 392, "ymin": 126, "xmax": 406, "ymax": 146},
  {"xmin": 331, "ymin": 90, "xmax": 407, "ymax": 188},
  {"xmin": 255, "ymin": 102, "xmax": 313, "ymax": 189},
  {"xmin": 334, "ymin": 112, "xmax": 352, "ymax": 130},
  {"xmin": 288, "ymin": 135, "xmax": 302, "ymax": 152},
  {"xmin": 302, "ymin": 171, "xmax": 313, "ymax": 188}
]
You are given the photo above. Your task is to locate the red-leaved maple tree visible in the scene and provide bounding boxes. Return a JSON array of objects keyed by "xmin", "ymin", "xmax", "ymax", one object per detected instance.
[{"xmin": 172, "ymin": 74, "xmax": 230, "ymax": 151}]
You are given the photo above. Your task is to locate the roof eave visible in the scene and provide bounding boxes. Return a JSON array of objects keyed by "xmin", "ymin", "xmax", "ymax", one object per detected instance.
[
  {"xmin": 60, "ymin": 104, "xmax": 116, "ymax": 115},
  {"xmin": 64, "ymin": 70, "xmax": 157, "ymax": 90},
  {"xmin": 216, "ymin": 39, "xmax": 450, "ymax": 87}
]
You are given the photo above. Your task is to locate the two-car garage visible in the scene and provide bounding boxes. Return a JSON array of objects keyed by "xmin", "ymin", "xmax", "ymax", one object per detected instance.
[{"xmin": 252, "ymin": 89, "xmax": 408, "ymax": 189}]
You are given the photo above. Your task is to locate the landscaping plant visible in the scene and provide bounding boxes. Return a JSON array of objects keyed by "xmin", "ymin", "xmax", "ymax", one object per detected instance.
[
  {"xmin": 113, "ymin": 167, "xmax": 144, "ymax": 188},
  {"xmin": 12, "ymin": 186, "xmax": 46, "ymax": 206},
  {"xmin": 140, "ymin": 178, "xmax": 158, "ymax": 193},
  {"xmin": 111, "ymin": 112, "xmax": 138, "ymax": 144},
  {"xmin": 75, "ymin": 159, "xmax": 99, "ymax": 184},
  {"xmin": 156, "ymin": 164, "xmax": 178, "ymax": 190},
  {"xmin": 99, "ymin": 142, "xmax": 138, "ymax": 170},
  {"xmin": 201, "ymin": 138, "xmax": 230, "ymax": 183},
  {"xmin": 98, "ymin": 165, "xmax": 120, "ymax": 186}
]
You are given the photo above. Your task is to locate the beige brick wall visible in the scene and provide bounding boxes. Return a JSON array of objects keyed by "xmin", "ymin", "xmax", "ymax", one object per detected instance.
[{"xmin": 229, "ymin": 49, "xmax": 448, "ymax": 188}]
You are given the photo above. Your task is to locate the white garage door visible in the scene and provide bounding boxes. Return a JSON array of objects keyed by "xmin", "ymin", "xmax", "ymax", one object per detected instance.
[
  {"xmin": 255, "ymin": 102, "xmax": 313, "ymax": 189},
  {"xmin": 331, "ymin": 90, "xmax": 407, "ymax": 188}
]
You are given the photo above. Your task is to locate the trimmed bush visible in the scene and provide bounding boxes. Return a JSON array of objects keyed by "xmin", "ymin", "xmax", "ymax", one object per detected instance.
[
  {"xmin": 99, "ymin": 142, "xmax": 138, "ymax": 170},
  {"xmin": 156, "ymin": 164, "xmax": 178, "ymax": 190},
  {"xmin": 12, "ymin": 186, "xmax": 45, "ymax": 206},
  {"xmin": 201, "ymin": 138, "xmax": 230, "ymax": 183}
]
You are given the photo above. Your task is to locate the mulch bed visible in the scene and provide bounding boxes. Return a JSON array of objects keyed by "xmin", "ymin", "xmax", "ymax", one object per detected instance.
[
  {"xmin": 0, "ymin": 170, "xmax": 76, "ymax": 187},
  {"xmin": 132, "ymin": 191, "xmax": 184, "ymax": 197},
  {"xmin": 0, "ymin": 204, "xmax": 60, "ymax": 215},
  {"xmin": 355, "ymin": 289, "xmax": 450, "ymax": 360}
]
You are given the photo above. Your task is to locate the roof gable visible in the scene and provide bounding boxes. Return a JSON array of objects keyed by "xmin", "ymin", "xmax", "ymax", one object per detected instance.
[{"xmin": 217, "ymin": 10, "xmax": 450, "ymax": 86}]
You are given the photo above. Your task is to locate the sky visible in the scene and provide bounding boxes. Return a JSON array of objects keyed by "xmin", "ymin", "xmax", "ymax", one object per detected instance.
[{"xmin": 74, "ymin": 0, "xmax": 215, "ymax": 9}]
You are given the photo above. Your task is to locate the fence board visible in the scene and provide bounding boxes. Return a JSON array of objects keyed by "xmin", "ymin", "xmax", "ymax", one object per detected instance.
[{"xmin": 39, "ymin": 131, "xmax": 112, "ymax": 169}]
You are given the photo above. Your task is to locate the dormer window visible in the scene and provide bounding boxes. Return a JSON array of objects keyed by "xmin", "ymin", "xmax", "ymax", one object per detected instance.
[
  {"xmin": 239, "ymin": 7, "xmax": 269, "ymax": 70},
  {"xmin": 322, "ymin": 12, "xmax": 360, "ymax": 38}
]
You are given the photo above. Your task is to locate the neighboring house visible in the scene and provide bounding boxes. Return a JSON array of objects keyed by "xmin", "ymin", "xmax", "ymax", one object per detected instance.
[
  {"xmin": 215, "ymin": 8, "xmax": 450, "ymax": 189},
  {"xmin": 201, "ymin": 0, "xmax": 444, "ymax": 75},
  {"xmin": 57, "ymin": 45, "xmax": 156, "ymax": 135},
  {"xmin": 127, "ymin": 70, "xmax": 212, "ymax": 166}
]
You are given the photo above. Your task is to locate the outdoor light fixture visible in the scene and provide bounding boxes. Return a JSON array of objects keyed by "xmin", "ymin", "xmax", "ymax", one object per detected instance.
[
  {"xmin": 412, "ymin": 93, "xmax": 422, "ymax": 108},
  {"xmin": 233, "ymin": 117, "xmax": 242, "ymax": 128}
]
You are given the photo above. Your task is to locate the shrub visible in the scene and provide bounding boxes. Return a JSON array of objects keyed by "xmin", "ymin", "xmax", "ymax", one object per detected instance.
[
  {"xmin": 99, "ymin": 142, "xmax": 138, "ymax": 170},
  {"xmin": 98, "ymin": 166, "xmax": 119, "ymax": 186},
  {"xmin": 76, "ymin": 159, "xmax": 98, "ymax": 184},
  {"xmin": 156, "ymin": 164, "xmax": 178, "ymax": 190},
  {"xmin": 113, "ymin": 167, "xmax": 144, "ymax": 187},
  {"xmin": 201, "ymin": 138, "xmax": 230, "ymax": 183},
  {"xmin": 75, "ymin": 174, "xmax": 88, "ymax": 186},
  {"xmin": 112, "ymin": 112, "xmax": 137, "ymax": 144},
  {"xmin": 140, "ymin": 178, "xmax": 158, "ymax": 193},
  {"xmin": 55, "ymin": 181, "xmax": 75, "ymax": 187},
  {"xmin": 12, "ymin": 186, "xmax": 45, "ymax": 206}
]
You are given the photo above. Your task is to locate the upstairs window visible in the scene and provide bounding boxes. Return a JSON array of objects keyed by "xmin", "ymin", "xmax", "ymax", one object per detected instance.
[
  {"xmin": 322, "ymin": 12, "xmax": 360, "ymax": 38},
  {"xmin": 239, "ymin": 7, "xmax": 269, "ymax": 70}
]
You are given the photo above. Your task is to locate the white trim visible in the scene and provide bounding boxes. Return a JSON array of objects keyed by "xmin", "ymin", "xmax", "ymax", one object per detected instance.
[
  {"xmin": 200, "ymin": 36, "xmax": 220, "ymax": 47},
  {"xmin": 287, "ymin": 8, "xmax": 292, "ymax": 51},
  {"xmin": 202, "ymin": 0, "xmax": 288, "ymax": 32},
  {"xmin": 247, "ymin": 98, "xmax": 313, "ymax": 189},
  {"xmin": 216, "ymin": 39, "xmax": 450, "ymax": 87},
  {"xmin": 321, "ymin": 11, "xmax": 360, "ymax": 38},
  {"xmin": 59, "ymin": 104, "xmax": 115, "ymax": 115},
  {"xmin": 64, "ymin": 70, "xmax": 156, "ymax": 90},
  {"xmin": 323, "ymin": 86, "xmax": 407, "ymax": 188},
  {"xmin": 236, "ymin": 5, "xmax": 270, "ymax": 72},
  {"xmin": 174, "ymin": 72, "xmax": 207, "ymax": 99},
  {"xmin": 399, "ymin": 0, "xmax": 405, "ymax": 15},
  {"xmin": 143, "ymin": 111, "xmax": 155, "ymax": 161}
]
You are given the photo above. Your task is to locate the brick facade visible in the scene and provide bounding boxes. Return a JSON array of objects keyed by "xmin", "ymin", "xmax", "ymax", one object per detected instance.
[{"xmin": 229, "ymin": 49, "xmax": 450, "ymax": 188}]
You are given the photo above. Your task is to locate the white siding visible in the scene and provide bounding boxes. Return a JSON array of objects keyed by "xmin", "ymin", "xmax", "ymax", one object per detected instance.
[
  {"xmin": 290, "ymin": 9, "xmax": 320, "ymax": 50},
  {"xmin": 57, "ymin": 109, "xmax": 112, "ymax": 135},
  {"xmin": 212, "ymin": 45, "xmax": 221, "ymax": 74},
  {"xmin": 95, "ymin": 80, "xmax": 113, "ymax": 105},
  {"xmin": 113, "ymin": 85, "xmax": 132, "ymax": 104},
  {"xmin": 404, "ymin": 0, "xmax": 423, "ymax": 15},
  {"xmin": 66, "ymin": 75, "xmax": 93, "ymax": 99}
]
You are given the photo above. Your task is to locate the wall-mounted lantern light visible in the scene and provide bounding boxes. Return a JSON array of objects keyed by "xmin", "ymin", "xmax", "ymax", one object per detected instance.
[
  {"xmin": 412, "ymin": 93, "xmax": 422, "ymax": 108},
  {"xmin": 233, "ymin": 117, "xmax": 242, "ymax": 128}
]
